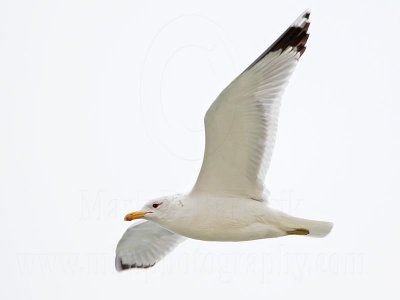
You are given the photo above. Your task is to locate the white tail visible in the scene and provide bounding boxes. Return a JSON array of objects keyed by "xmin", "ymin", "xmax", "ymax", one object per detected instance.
[
  {"xmin": 302, "ymin": 219, "xmax": 333, "ymax": 237},
  {"xmin": 282, "ymin": 215, "xmax": 333, "ymax": 238}
]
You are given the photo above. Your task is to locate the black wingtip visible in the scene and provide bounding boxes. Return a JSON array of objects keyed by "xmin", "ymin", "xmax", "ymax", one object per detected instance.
[
  {"xmin": 245, "ymin": 11, "xmax": 311, "ymax": 72},
  {"xmin": 268, "ymin": 11, "xmax": 310, "ymax": 57},
  {"xmin": 115, "ymin": 257, "xmax": 129, "ymax": 271},
  {"xmin": 116, "ymin": 257, "xmax": 156, "ymax": 271}
]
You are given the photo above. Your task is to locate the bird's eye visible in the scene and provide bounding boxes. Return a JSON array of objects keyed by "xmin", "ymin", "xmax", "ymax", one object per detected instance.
[{"xmin": 152, "ymin": 203, "xmax": 160, "ymax": 208}]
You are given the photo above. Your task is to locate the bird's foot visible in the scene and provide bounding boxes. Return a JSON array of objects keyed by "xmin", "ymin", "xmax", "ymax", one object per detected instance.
[{"xmin": 286, "ymin": 228, "xmax": 310, "ymax": 235}]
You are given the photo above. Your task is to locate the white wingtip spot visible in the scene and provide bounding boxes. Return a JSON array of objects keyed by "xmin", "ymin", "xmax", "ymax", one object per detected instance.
[{"xmin": 291, "ymin": 10, "xmax": 311, "ymax": 28}]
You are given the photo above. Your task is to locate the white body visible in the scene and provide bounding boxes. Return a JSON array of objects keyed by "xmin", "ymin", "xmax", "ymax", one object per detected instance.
[{"xmin": 150, "ymin": 194, "xmax": 332, "ymax": 242}]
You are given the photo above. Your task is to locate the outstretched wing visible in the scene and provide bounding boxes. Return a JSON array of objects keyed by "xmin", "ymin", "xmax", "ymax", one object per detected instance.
[
  {"xmin": 191, "ymin": 11, "xmax": 310, "ymax": 201},
  {"xmin": 115, "ymin": 221, "xmax": 185, "ymax": 270}
]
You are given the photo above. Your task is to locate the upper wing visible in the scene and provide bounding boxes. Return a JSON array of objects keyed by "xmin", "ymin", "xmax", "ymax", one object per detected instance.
[
  {"xmin": 115, "ymin": 221, "xmax": 185, "ymax": 270},
  {"xmin": 191, "ymin": 11, "xmax": 310, "ymax": 201}
]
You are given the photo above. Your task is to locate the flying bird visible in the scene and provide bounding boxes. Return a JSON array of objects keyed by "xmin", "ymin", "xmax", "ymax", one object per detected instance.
[{"xmin": 116, "ymin": 11, "xmax": 333, "ymax": 270}]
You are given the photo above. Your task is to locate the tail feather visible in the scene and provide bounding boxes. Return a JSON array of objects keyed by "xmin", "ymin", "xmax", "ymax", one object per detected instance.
[
  {"xmin": 282, "ymin": 215, "xmax": 333, "ymax": 238},
  {"xmin": 303, "ymin": 219, "xmax": 333, "ymax": 237}
]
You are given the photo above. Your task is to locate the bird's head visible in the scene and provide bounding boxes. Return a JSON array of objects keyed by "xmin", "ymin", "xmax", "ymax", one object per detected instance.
[{"xmin": 124, "ymin": 196, "xmax": 173, "ymax": 222}]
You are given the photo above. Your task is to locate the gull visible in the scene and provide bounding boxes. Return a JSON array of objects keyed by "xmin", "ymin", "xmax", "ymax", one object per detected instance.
[{"xmin": 115, "ymin": 11, "xmax": 333, "ymax": 270}]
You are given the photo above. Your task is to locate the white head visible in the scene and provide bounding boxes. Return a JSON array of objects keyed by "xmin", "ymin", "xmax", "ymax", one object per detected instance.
[{"xmin": 124, "ymin": 196, "xmax": 176, "ymax": 223}]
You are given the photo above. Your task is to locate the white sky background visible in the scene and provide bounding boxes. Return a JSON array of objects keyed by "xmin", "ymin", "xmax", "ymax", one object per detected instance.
[{"xmin": 1, "ymin": 0, "xmax": 399, "ymax": 299}]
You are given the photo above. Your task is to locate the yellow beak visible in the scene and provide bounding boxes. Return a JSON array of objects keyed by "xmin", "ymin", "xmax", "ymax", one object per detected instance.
[{"xmin": 124, "ymin": 211, "xmax": 149, "ymax": 221}]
